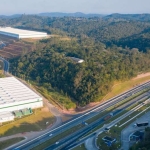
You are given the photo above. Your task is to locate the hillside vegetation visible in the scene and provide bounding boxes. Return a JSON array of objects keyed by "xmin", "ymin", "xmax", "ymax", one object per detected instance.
[
  {"xmin": 10, "ymin": 38, "xmax": 150, "ymax": 106},
  {"xmin": 2, "ymin": 14, "xmax": 150, "ymax": 107}
]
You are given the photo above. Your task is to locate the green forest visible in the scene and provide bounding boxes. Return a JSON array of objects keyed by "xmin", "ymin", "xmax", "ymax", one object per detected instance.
[{"xmin": 1, "ymin": 14, "xmax": 150, "ymax": 107}]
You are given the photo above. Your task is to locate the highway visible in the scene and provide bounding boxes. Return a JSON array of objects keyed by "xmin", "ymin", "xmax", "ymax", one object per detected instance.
[
  {"xmin": 45, "ymin": 92, "xmax": 149, "ymax": 150},
  {"xmin": 0, "ymin": 56, "xmax": 9, "ymax": 73},
  {"xmin": 10, "ymin": 80, "xmax": 150, "ymax": 150}
]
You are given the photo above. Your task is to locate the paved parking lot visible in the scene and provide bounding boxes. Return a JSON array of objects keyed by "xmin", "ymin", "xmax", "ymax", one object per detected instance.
[{"xmin": 121, "ymin": 111, "xmax": 150, "ymax": 150}]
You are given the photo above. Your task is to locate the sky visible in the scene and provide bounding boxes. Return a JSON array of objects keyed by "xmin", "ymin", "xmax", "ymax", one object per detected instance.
[{"xmin": 0, "ymin": 0, "xmax": 150, "ymax": 15}]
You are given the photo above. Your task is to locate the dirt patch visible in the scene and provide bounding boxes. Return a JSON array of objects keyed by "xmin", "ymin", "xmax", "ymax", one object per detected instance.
[
  {"xmin": 132, "ymin": 72, "xmax": 150, "ymax": 80},
  {"xmin": 41, "ymin": 107, "xmax": 49, "ymax": 112}
]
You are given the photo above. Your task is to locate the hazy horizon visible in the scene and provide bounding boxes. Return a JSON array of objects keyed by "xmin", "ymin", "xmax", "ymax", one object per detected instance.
[
  {"xmin": 1, "ymin": 12, "xmax": 150, "ymax": 17},
  {"xmin": 0, "ymin": 0, "xmax": 150, "ymax": 15}
]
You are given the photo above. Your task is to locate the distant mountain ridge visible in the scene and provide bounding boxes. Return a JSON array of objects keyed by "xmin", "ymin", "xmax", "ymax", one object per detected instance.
[
  {"xmin": 38, "ymin": 12, "xmax": 105, "ymax": 18},
  {"xmin": 104, "ymin": 13, "xmax": 150, "ymax": 21},
  {"xmin": 0, "ymin": 13, "xmax": 150, "ymax": 21},
  {"xmin": 0, "ymin": 12, "xmax": 105, "ymax": 18},
  {"xmin": 0, "ymin": 14, "xmax": 22, "ymax": 18}
]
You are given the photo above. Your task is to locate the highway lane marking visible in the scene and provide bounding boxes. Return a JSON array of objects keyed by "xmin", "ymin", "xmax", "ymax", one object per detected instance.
[{"xmin": 119, "ymin": 106, "xmax": 150, "ymax": 127}]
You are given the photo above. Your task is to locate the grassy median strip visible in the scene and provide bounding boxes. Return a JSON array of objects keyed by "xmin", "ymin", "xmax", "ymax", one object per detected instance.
[
  {"xmin": 72, "ymin": 143, "xmax": 86, "ymax": 150},
  {"xmin": 80, "ymin": 98, "xmax": 148, "ymax": 139},
  {"xmin": 87, "ymin": 88, "xmax": 149, "ymax": 125},
  {"xmin": 0, "ymin": 137, "xmax": 25, "ymax": 149},
  {"xmin": 31, "ymin": 123, "xmax": 84, "ymax": 150},
  {"xmin": 106, "ymin": 88, "xmax": 149, "ymax": 111}
]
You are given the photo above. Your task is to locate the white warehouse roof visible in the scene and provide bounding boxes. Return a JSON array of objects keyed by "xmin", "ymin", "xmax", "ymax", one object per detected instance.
[
  {"xmin": 0, "ymin": 77, "xmax": 42, "ymax": 109},
  {"xmin": 0, "ymin": 27, "xmax": 47, "ymax": 39}
]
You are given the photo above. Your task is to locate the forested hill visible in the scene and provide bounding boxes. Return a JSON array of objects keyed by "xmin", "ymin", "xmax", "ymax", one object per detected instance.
[
  {"xmin": 10, "ymin": 38, "xmax": 150, "ymax": 106},
  {"xmin": 1, "ymin": 14, "xmax": 150, "ymax": 51},
  {"xmin": 2, "ymin": 14, "xmax": 150, "ymax": 107}
]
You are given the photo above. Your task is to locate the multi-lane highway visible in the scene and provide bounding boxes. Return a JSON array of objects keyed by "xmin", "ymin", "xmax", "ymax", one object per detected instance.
[
  {"xmin": 0, "ymin": 56, "xmax": 9, "ymax": 73},
  {"xmin": 10, "ymin": 80, "xmax": 150, "ymax": 150},
  {"xmin": 45, "ymin": 92, "xmax": 149, "ymax": 150}
]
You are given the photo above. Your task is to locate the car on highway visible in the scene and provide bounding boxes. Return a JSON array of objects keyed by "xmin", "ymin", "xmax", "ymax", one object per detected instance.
[
  {"xmin": 104, "ymin": 127, "xmax": 110, "ymax": 131},
  {"xmin": 49, "ymin": 134, "xmax": 53, "ymax": 136},
  {"xmin": 55, "ymin": 141, "xmax": 59, "ymax": 144}
]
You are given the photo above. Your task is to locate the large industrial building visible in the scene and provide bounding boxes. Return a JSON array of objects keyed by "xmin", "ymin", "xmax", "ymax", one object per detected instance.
[
  {"xmin": 0, "ymin": 77, "xmax": 43, "ymax": 123},
  {"xmin": 0, "ymin": 27, "xmax": 47, "ymax": 39}
]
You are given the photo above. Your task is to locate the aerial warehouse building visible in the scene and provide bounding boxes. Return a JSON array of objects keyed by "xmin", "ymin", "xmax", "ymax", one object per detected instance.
[
  {"xmin": 0, "ymin": 27, "xmax": 47, "ymax": 39},
  {"xmin": 0, "ymin": 77, "xmax": 43, "ymax": 113}
]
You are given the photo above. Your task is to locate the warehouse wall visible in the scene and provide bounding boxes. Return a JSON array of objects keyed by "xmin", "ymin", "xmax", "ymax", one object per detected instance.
[
  {"xmin": 0, "ymin": 31, "xmax": 19, "ymax": 38},
  {"xmin": 0, "ymin": 115, "xmax": 14, "ymax": 123},
  {"xmin": 0, "ymin": 100, "xmax": 43, "ymax": 113},
  {"xmin": 19, "ymin": 34, "xmax": 47, "ymax": 39}
]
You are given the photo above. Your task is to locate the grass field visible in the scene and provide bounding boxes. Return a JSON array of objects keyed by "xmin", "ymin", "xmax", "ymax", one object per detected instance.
[
  {"xmin": 0, "ymin": 107, "xmax": 55, "ymax": 136},
  {"xmin": 0, "ymin": 137, "xmax": 25, "ymax": 149},
  {"xmin": 103, "ymin": 74, "xmax": 150, "ymax": 101},
  {"xmin": 35, "ymin": 86, "xmax": 76, "ymax": 110},
  {"xmin": 72, "ymin": 144, "xmax": 86, "ymax": 150}
]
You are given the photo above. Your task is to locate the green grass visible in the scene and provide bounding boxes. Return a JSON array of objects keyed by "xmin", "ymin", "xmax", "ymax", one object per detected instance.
[
  {"xmin": 0, "ymin": 137, "xmax": 25, "ymax": 149},
  {"xmin": 35, "ymin": 86, "xmax": 76, "ymax": 110},
  {"xmin": 104, "ymin": 75, "xmax": 150, "ymax": 101},
  {"xmin": 0, "ymin": 108, "xmax": 55, "ymax": 136},
  {"xmin": 31, "ymin": 124, "xmax": 84, "ymax": 150},
  {"xmin": 72, "ymin": 144, "xmax": 86, "ymax": 150}
]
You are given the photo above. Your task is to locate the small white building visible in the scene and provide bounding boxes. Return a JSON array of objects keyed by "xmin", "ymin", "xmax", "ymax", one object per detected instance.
[
  {"xmin": 70, "ymin": 57, "xmax": 84, "ymax": 63},
  {"xmin": 0, "ymin": 27, "xmax": 47, "ymax": 39}
]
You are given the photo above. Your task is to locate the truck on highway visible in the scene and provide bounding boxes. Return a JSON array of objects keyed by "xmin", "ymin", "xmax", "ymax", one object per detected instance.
[
  {"xmin": 82, "ymin": 121, "xmax": 88, "ymax": 126},
  {"xmin": 103, "ymin": 113, "xmax": 113, "ymax": 121}
]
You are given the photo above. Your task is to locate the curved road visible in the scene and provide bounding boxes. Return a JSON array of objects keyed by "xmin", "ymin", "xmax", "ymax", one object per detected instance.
[{"xmin": 0, "ymin": 56, "xmax": 9, "ymax": 73}]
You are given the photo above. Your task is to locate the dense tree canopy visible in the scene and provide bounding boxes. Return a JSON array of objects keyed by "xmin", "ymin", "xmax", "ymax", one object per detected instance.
[
  {"xmin": 2, "ymin": 14, "xmax": 150, "ymax": 106},
  {"xmin": 10, "ymin": 38, "xmax": 150, "ymax": 106},
  {"xmin": 1, "ymin": 14, "xmax": 150, "ymax": 51}
]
